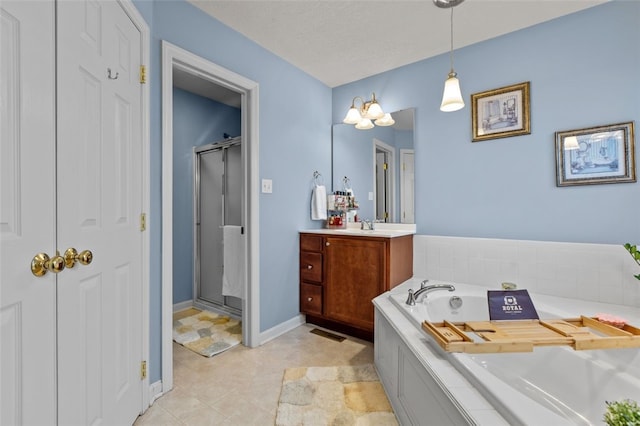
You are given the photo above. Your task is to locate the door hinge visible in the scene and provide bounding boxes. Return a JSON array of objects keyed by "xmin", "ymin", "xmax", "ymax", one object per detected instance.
[
  {"xmin": 384, "ymin": 212, "xmax": 389, "ymax": 219},
  {"xmin": 140, "ymin": 213, "xmax": 146, "ymax": 232},
  {"xmin": 139, "ymin": 65, "xmax": 147, "ymax": 84},
  {"xmin": 140, "ymin": 360, "xmax": 147, "ymax": 380},
  {"xmin": 383, "ymin": 163, "xmax": 388, "ymax": 170}
]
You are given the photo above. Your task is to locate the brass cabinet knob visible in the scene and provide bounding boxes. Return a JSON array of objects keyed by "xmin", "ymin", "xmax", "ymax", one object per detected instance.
[
  {"xmin": 64, "ymin": 248, "xmax": 93, "ymax": 269},
  {"xmin": 307, "ymin": 297, "xmax": 313, "ymax": 302},
  {"xmin": 307, "ymin": 265, "xmax": 313, "ymax": 270},
  {"xmin": 325, "ymin": 242, "xmax": 330, "ymax": 246},
  {"xmin": 31, "ymin": 252, "xmax": 65, "ymax": 277}
]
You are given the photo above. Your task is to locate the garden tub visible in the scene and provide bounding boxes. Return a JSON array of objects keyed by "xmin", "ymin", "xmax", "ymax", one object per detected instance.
[{"xmin": 385, "ymin": 281, "xmax": 640, "ymax": 425}]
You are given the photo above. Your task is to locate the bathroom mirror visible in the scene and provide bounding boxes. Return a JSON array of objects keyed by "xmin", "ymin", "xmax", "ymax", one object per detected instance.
[{"xmin": 332, "ymin": 108, "xmax": 415, "ymax": 223}]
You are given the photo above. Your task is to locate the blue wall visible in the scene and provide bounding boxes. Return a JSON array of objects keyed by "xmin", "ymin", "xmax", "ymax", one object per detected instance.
[
  {"xmin": 333, "ymin": 1, "xmax": 640, "ymax": 245},
  {"xmin": 172, "ymin": 88, "xmax": 241, "ymax": 304},
  {"xmin": 133, "ymin": 0, "xmax": 332, "ymax": 382},
  {"xmin": 134, "ymin": 0, "xmax": 639, "ymax": 383}
]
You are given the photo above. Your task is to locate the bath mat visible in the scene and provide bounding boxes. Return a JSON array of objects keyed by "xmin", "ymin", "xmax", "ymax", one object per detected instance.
[
  {"xmin": 172, "ymin": 308, "xmax": 241, "ymax": 357},
  {"xmin": 275, "ymin": 364, "xmax": 398, "ymax": 425}
]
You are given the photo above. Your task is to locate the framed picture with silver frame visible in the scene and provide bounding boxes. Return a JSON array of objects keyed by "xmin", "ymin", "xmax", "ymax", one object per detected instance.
[
  {"xmin": 555, "ymin": 121, "xmax": 636, "ymax": 187},
  {"xmin": 471, "ymin": 81, "xmax": 531, "ymax": 142}
]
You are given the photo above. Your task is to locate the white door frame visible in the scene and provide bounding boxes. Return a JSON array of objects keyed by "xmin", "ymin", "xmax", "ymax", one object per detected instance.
[
  {"xmin": 373, "ymin": 138, "xmax": 396, "ymax": 222},
  {"xmin": 115, "ymin": 0, "xmax": 151, "ymax": 413},
  {"xmin": 161, "ymin": 41, "xmax": 260, "ymax": 393},
  {"xmin": 399, "ymin": 149, "xmax": 414, "ymax": 224}
]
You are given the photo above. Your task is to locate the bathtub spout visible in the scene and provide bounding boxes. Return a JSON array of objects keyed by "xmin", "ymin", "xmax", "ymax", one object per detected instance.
[{"xmin": 406, "ymin": 280, "xmax": 455, "ymax": 305}]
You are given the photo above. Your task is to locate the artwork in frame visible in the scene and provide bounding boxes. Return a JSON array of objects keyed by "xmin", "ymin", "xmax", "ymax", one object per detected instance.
[
  {"xmin": 554, "ymin": 122, "xmax": 636, "ymax": 187},
  {"xmin": 471, "ymin": 81, "xmax": 531, "ymax": 142}
]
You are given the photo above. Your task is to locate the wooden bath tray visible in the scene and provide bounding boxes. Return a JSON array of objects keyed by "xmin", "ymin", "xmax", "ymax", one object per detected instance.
[{"xmin": 422, "ymin": 316, "xmax": 640, "ymax": 353}]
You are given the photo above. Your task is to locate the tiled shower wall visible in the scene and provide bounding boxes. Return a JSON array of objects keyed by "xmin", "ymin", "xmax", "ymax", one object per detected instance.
[{"xmin": 413, "ymin": 235, "xmax": 640, "ymax": 308}]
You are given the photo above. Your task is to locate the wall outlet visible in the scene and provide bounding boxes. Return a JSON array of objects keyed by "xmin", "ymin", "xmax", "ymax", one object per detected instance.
[{"xmin": 262, "ymin": 179, "xmax": 273, "ymax": 194}]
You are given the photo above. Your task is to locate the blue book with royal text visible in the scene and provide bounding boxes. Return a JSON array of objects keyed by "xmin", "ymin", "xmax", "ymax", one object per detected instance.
[{"xmin": 487, "ymin": 289, "xmax": 539, "ymax": 321}]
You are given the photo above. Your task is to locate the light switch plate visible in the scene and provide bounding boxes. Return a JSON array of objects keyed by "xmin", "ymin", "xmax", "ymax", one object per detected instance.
[
  {"xmin": 262, "ymin": 179, "xmax": 273, "ymax": 193},
  {"xmin": 368, "ymin": 192, "xmax": 374, "ymax": 200}
]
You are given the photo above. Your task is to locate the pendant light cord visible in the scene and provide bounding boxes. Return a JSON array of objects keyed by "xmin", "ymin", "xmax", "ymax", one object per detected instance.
[{"xmin": 449, "ymin": 7, "xmax": 454, "ymax": 73}]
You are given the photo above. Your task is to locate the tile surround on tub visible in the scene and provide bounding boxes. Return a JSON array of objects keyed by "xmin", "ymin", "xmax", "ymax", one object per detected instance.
[{"xmin": 414, "ymin": 235, "xmax": 640, "ymax": 308}]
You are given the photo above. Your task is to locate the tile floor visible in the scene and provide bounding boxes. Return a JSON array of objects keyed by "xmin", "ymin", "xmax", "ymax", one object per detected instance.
[{"xmin": 134, "ymin": 324, "xmax": 374, "ymax": 425}]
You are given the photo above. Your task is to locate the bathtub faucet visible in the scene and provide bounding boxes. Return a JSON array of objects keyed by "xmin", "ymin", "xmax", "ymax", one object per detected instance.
[{"xmin": 405, "ymin": 280, "xmax": 455, "ymax": 305}]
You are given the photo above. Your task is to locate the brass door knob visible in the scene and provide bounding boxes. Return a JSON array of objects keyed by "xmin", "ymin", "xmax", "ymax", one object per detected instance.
[
  {"xmin": 64, "ymin": 248, "xmax": 93, "ymax": 268},
  {"xmin": 31, "ymin": 252, "xmax": 65, "ymax": 277}
]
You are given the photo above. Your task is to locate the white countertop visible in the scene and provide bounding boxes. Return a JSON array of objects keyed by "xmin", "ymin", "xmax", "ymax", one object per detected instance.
[{"xmin": 301, "ymin": 224, "xmax": 415, "ymax": 238}]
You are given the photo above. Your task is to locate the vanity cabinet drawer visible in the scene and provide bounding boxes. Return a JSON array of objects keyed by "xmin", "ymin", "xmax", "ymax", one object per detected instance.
[
  {"xmin": 300, "ymin": 234, "xmax": 323, "ymax": 252},
  {"xmin": 300, "ymin": 252, "xmax": 322, "ymax": 283},
  {"xmin": 300, "ymin": 283, "xmax": 322, "ymax": 315}
]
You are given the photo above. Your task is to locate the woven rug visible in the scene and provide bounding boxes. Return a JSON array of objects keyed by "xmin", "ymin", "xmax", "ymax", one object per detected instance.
[
  {"xmin": 275, "ymin": 364, "xmax": 398, "ymax": 425},
  {"xmin": 173, "ymin": 308, "xmax": 241, "ymax": 357}
]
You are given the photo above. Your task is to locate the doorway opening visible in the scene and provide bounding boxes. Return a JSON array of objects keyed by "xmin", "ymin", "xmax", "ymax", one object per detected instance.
[
  {"xmin": 161, "ymin": 41, "xmax": 260, "ymax": 394},
  {"xmin": 373, "ymin": 138, "xmax": 395, "ymax": 223}
]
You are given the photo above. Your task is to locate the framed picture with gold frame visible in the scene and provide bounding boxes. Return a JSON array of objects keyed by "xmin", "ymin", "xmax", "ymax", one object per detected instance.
[
  {"xmin": 471, "ymin": 81, "xmax": 531, "ymax": 142},
  {"xmin": 555, "ymin": 122, "xmax": 636, "ymax": 187}
]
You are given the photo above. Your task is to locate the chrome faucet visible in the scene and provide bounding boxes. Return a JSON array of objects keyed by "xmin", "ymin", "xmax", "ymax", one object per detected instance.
[
  {"xmin": 361, "ymin": 219, "xmax": 375, "ymax": 230},
  {"xmin": 405, "ymin": 280, "xmax": 455, "ymax": 305}
]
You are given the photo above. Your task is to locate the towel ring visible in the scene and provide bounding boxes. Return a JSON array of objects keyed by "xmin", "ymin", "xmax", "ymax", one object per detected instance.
[
  {"xmin": 342, "ymin": 176, "xmax": 351, "ymax": 191},
  {"xmin": 313, "ymin": 171, "xmax": 324, "ymax": 185}
]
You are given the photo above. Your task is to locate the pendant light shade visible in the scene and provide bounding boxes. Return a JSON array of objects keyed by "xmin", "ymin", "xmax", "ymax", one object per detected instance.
[
  {"xmin": 440, "ymin": 72, "xmax": 464, "ymax": 112},
  {"xmin": 436, "ymin": 0, "xmax": 465, "ymax": 112}
]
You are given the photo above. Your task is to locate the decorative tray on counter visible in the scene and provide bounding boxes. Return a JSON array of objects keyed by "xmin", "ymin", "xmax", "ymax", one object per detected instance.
[{"xmin": 422, "ymin": 316, "xmax": 640, "ymax": 353}]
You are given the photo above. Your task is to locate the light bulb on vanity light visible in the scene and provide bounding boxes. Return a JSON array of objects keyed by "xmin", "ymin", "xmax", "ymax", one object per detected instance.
[
  {"xmin": 374, "ymin": 113, "xmax": 395, "ymax": 127},
  {"xmin": 355, "ymin": 118, "xmax": 375, "ymax": 130}
]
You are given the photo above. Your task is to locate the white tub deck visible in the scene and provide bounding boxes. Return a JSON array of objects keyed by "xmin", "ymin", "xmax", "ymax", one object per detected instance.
[{"xmin": 374, "ymin": 278, "xmax": 640, "ymax": 425}]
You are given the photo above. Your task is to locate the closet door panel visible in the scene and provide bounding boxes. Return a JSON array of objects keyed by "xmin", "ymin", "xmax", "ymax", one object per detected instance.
[
  {"xmin": 0, "ymin": 1, "xmax": 57, "ymax": 424},
  {"xmin": 56, "ymin": 1, "xmax": 143, "ymax": 424}
]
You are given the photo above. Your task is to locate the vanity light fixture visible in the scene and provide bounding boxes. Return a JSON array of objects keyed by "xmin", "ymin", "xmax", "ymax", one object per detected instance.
[
  {"xmin": 343, "ymin": 93, "xmax": 395, "ymax": 130},
  {"xmin": 435, "ymin": 0, "xmax": 465, "ymax": 112}
]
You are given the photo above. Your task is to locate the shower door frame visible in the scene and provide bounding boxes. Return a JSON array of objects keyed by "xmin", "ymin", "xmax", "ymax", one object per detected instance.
[{"xmin": 193, "ymin": 138, "xmax": 242, "ymax": 316}]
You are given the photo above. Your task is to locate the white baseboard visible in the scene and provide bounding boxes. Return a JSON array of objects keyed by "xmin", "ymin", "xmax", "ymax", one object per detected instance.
[
  {"xmin": 259, "ymin": 314, "xmax": 306, "ymax": 345},
  {"xmin": 173, "ymin": 300, "xmax": 193, "ymax": 312},
  {"xmin": 149, "ymin": 380, "xmax": 164, "ymax": 405}
]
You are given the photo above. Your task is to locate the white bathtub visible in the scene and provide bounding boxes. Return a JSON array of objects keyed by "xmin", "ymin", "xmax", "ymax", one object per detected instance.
[{"xmin": 384, "ymin": 281, "xmax": 640, "ymax": 425}]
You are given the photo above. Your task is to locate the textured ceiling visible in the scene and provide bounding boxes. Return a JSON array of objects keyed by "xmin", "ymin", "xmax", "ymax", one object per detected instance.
[{"xmin": 187, "ymin": 0, "xmax": 607, "ymax": 88}]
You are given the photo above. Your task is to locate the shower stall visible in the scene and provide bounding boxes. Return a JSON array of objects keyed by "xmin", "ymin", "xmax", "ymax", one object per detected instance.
[{"xmin": 193, "ymin": 137, "xmax": 242, "ymax": 316}]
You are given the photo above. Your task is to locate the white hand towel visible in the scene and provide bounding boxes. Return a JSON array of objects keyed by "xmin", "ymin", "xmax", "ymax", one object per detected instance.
[
  {"xmin": 311, "ymin": 185, "xmax": 327, "ymax": 220},
  {"xmin": 222, "ymin": 225, "xmax": 244, "ymax": 299}
]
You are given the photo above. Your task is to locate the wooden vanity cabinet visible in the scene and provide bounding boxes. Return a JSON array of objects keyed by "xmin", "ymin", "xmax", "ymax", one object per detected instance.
[{"xmin": 299, "ymin": 232, "xmax": 413, "ymax": 341}]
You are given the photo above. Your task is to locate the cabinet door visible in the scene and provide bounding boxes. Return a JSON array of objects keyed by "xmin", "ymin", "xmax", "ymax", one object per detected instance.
[{"xmin": 324, "ymin": 237, "xmax": 386, "ymax": 330}]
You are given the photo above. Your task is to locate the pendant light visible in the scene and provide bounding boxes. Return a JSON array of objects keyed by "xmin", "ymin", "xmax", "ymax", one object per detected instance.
[{"xmin": 436, "ymin": 0, "xmax": 465, "ymax": 112}]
